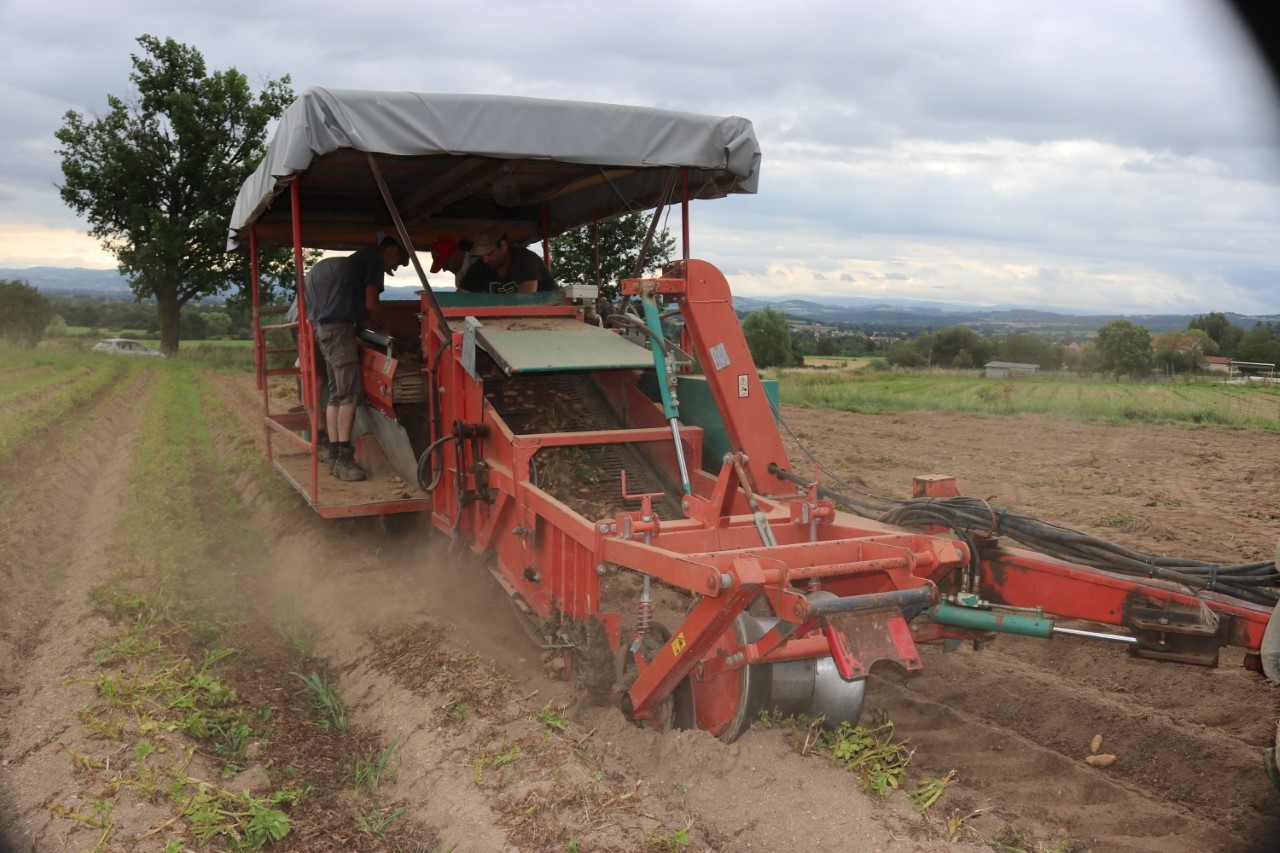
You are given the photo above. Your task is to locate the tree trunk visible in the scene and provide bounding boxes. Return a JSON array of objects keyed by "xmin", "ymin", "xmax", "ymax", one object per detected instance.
[{"xmin": 157, "ymin": 285, "xmax": 181, "ymax": 355}]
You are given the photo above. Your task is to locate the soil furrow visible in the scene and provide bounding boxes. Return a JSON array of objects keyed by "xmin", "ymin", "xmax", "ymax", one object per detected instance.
[{"xmin": 0, "ymin": 369, "xmax": 155, "ymax": 850}]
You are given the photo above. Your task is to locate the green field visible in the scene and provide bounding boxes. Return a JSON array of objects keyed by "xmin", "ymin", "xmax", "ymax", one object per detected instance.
[
  {"xmin": 778, "ymin": 367, "xmax": 1280, "ymax": 430},
  {"xmin": 0, "ymin": 341, "xmax": 256, "ymax": 453},
  {"xmin": 12, "ymin": 342, "xmax": 1280, "ymax": 433},
  {"xmin": 62, "ymin": 327, "xmax": 254, "ymax": 348}
]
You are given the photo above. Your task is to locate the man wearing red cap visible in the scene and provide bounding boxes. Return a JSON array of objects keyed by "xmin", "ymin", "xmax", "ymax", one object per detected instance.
[{"xmin": 429, "ymin": 236, "xmax": 475, "ymax": 287}]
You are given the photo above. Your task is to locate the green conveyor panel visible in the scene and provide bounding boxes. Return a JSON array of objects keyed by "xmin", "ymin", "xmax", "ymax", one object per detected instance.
[
  {"xmin": 639, "ymin": 374, "xmax": 779, "ymax": 471},
  {"xmin": 476, "ymin": 317, "xmax": 655, "ymax": 375},
  {"xmin": 434, "ymin": 291, "xmax": 565, "ymax": 309}
]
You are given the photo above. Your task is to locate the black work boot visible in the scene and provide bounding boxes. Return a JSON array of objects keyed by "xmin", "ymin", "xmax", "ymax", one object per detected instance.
[{"xmin": 333, "ymin": 444, "xmax": 368, "ymax": 482}]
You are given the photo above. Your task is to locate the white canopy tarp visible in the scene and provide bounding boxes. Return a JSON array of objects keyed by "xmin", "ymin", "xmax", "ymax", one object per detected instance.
[{"xmin": 227, "ymin": 87, "xmax": 761, "ymax": 250}]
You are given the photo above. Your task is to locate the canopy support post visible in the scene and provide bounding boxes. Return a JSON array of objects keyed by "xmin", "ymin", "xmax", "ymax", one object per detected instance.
[
  {"xmin": 681, "ymin": 167, "xmax": 690, "ymax": 260},
  {"xmin": 364, "ymin": 152, "xmax": 450, "ymax": 337}
]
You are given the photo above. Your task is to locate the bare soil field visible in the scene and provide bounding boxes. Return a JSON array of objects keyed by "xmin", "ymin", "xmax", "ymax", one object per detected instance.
[{"xmin": 1, "ymin": 372, "xmax": 1277, "ymax": 852}]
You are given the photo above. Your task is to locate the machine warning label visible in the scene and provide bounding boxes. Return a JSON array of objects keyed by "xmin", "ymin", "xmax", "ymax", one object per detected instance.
[
  {"xmin": 671, "ymin": 633, "xmax": 687, "ymax": 656},
  {"xmin": 709, "ymin": 343, "xmax": 730, "ymax": 371},
  {"xmin": 738, "ymin": 374, "xmax": 749, "ymax": 397}
]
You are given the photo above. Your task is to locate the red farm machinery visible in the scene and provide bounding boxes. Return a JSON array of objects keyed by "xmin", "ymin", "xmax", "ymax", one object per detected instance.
[{"xmin": 231, "ymin": 89, "xmax": 1280, "ymax": 744}]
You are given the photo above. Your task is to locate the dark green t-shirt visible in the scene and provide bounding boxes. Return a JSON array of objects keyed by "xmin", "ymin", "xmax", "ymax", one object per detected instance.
[{"xmin": 460, "ymin": 247, "xmax": 556, "ymax": 294}]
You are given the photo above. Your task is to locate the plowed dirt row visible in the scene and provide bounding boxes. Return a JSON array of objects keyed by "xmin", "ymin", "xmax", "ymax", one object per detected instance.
[
  {"xmin": 0, "ymin": 370, "xmax": 166, "ymax": 849},
  {"xmin": 779, "ymin": 406, "xmax": 1280, "ymax": 852},
  {"xmin": 206, "ymin": 372, "xmax": 946, "ymax": 852},
  {"xmin": 3, "ymin": 371, "xmax": 1278, "ymax": 852}
]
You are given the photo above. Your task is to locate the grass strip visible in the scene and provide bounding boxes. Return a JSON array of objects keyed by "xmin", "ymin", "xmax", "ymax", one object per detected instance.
[
  {"xmin": 0, "ymin": 356, "xmax": 126, "ymax": 463},
  {"xmin": 57, "ymin": 363, "xmax": 434, "ymax": 851},
  {"xmin": 778, "ymin": 368, "xmax": 1280, "ymax": 429},
  {"xmin": 63, "ymin": 362, "xmax": 299, "ymax": 850}
]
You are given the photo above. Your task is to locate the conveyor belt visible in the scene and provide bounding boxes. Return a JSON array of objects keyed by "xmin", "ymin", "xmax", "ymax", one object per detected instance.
[{"xmin": 485, "ymin": 372, "xmax": 682, "ymax": 519}]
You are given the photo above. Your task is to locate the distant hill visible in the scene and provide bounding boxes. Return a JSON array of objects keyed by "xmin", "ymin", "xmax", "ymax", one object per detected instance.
[
  {"xmin": 8, "ymin": 266, "xmax": 1278, "ymax": 335},
  {"xmin": 2, "ymin": 266, "xmax": 133, "ymax": 296},
  {"xmin": 732, "ymin": 295, "xmax": 1279, "ymax": 336}
]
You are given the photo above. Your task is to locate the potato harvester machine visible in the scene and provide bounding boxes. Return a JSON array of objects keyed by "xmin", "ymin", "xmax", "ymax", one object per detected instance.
[{"xmin": 232, "ymin": 89, "xmax": 1280, "ymax": 742}]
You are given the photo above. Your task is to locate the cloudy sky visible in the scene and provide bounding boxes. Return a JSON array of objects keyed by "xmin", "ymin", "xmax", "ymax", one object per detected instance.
[{"xmin": 2, "ymin": 0, "xmax": 1278, "ymax": 315}]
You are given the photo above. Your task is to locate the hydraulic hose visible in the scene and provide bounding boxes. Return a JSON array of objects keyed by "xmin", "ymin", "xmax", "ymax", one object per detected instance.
[
  {"xmin": 416, "ymin": 433, "xmax": 456, "ymax": 493},
  {"xmin": 768, "ymin": 463, "xmax": 1278, "ymax": 607}
]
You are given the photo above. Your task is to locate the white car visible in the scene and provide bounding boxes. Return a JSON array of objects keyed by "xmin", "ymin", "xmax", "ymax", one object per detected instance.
[{"xmin": 91, "ymin": 338, "xmax": 163, "ymax": 357}]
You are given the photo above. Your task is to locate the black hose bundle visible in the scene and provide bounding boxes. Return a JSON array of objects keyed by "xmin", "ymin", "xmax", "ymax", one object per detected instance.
[
  {"xmin": 880, "ymin": 496, "xmax": 1279, "ymax": 606},
  {"xmin": 768, "ymin": 401, "xmax": 1278, "ymax": 607}
]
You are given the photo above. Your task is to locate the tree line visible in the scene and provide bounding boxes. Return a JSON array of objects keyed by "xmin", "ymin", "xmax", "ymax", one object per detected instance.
[
  {"xmin": 0, "ymin": 281, "xmax": 255, "ymax": 345},
  {"xmin": 739, "ymin": 305, "xmax": 1280, "ymax": 378}
]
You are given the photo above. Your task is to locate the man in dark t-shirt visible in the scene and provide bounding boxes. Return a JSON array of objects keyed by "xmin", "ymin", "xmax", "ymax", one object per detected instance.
[
  {"xmin": 312, "ymin": 236, "xmax": 408, "ymax": 481},
  {"xmin": 459, "ymin": 224, "xmax": 557, "ymax": 294}
]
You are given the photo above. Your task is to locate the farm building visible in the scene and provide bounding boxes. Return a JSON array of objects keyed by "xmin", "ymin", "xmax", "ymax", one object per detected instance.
[
  {"xmin": 1203, "ymin": 355, "xmax": 1231, "ymax": 373},
  {"xmin": 984, "ymin": 361, "xmax": 1041, "ymax": 379},
  {"xmin": 1230, "ymin": 360, "xmax": 1276, "ymax": 378}
]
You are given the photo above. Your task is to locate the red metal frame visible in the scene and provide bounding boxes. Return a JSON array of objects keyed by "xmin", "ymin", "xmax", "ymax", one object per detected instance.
[
  {"xmin": 246, "ymin": 177, "xmax": 429, "ymax": 519},
  {"xmin": 411, "ymin": 261, "xmax": 981, "ymax": 733},
  {"xmin": 249, "ymin": 212, "xmax": 1272, "ymax": 737}
]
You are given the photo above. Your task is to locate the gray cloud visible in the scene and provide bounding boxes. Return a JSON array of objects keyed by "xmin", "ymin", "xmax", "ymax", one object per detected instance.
[{"xmin": 1, "ymin": 0, "xmax": 1277, "ymax": 313}]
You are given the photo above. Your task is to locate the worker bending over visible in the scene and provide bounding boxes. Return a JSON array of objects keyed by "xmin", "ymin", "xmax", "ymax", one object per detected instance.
[{"xmin": 311, "ymin": 236, "xmax": 409, "ymax": 481}]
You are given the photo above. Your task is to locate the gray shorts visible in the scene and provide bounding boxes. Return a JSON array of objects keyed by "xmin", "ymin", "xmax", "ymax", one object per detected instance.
[{"xmin": 315, "ymin": 323, "xmax": 362, "ymax": 405}]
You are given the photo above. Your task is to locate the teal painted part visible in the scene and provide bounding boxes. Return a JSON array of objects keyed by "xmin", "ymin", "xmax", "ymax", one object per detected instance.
[
  {"xmin": 433, "ymin": 291, "xmax": 564, "ymax": 308},
  {"xmin": 661, "ymin": 375, "xmax": 780, "ymax": 471},
  {"xmin": 641, "ymin": 293, "xmax": 678, "ymax": 420},
  {"xmin": 927, "ymin": 602, "xmax": 1054, "ymax": 639}
]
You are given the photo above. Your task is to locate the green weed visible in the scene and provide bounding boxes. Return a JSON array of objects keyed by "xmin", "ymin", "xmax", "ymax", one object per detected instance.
[
  {"xmin": 356, "ymin": 805, "xmax": 407, "ymax": 837},
  {"xmin": 907, "ymin": 769, "xmax": 956, "ymax": 811},
  {"xmin": 351, "ymin": 740, "xmax": 401, "ymax": 793},
  {"xmin": 645, "ymin": 825, "xmax": 691, "ymax": 851},
  {"xmin": 292, "ymin": 671, "xmax": 348, "ymax": 731},
  {"xmin": 761, "ymin": 710, "xmax": 916, "ymax": 798},
  {"xmin": 471, "ymin": 741, "xmax": 522, "ymax": 781},
  {"xmin": 535, "ymin": 704, "xmax": 568, "ymax": 732},
  {"xmin": 277, "ymin": 616, "xmax": 319, "ymax": 660},
  {"xmin": 988, "ymin": 822, "xmax": 1086, "ymax": 853},
  {"xmin": 495, "ymin": 743, "xmax": 521, "ymax": 766},
  {"xmin": 183, "ymin": 786, "xmax": 294, "ymax": 848}
]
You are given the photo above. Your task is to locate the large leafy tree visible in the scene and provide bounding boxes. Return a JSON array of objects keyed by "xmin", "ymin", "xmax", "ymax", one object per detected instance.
[
  {"xmin": 56, "ymin": 35, "xmax": 294, "ymax": 353},
  {"xmin": 742, "ymin": 307, "xmax": 796, "ymax": 368},
  {"xmin": 1189, "ymin": 311, "xmax": 1243, "ymax": 357},
  {"xmin": 550, "ymin": 213, "xmax": 676, "ymax": 302},
  {"xmin": 0, "ymin": 280, "xmax": 53, "ymax": 345},
  {"xmin": 1094, "ymin": 318, "xmax": 1153, "ymax": 378},
  {"xmin": 999, "ymin": 333, "xmax": 1065, "ymax": 370},
  {"xmin": 1233, "ymin": 321, "xmax": 1280, "ymax": 366},
  {"xmin": 932, "ymin": 326, "xmax": 995, "ymax": 368}
]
